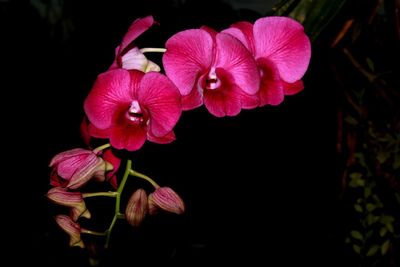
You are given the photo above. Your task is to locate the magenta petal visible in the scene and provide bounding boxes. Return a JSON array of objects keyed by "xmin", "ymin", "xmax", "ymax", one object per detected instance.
[
  {"xmin": 181, "ymin": 87, "xmax": 203, "ymax": 110},
  {"xmin": 215, "ymin": 33, "xmax": 260, "ymax": 95},
  {"xmin": 148, "ymin": 130, "xmax": 176, "ymax": 144},
  {"xmin": 138, "ymin": 72, "xmax": 182, "ymax": 137},
  {"xmin": 84, "ymin": 69, "xmax": 134, "ymax": 129},
  {"xmin": 241, "ymin": 91, "xmax": 259, "ymax": 109},
  {"xmin": 109, "ymin": 124, "xmax": 147, "ymax": 151},
  {"xmin": 203, "ymin": 69, "xmax": 242, "ymax": 117},
  {"xmin": 88, "ymin": 123, "xmax": 110, "ymax": 139},
  {"xmin": 163, "ymin": 29, "xmax": 213, "ymax": 95},
  {"xmin": 119, "ymin": 16, "xmax": 155, "ymax": 53},
  {"xmin": 222, "ymin": 21, "xmax": 255, "ymax": 54},
  {"xmin": 253, "ymin": 16, "xmax": 311, "ymax": 83},
  {"xmin": 283, "ymin": 80, "xmax": 304, "ymax": 95},
  {"xmin": 258, "ymin": 79, "xmax": 284, "ymax": 106},
  {"xmin": 257, "ymin": 58, "xmax": 284, "ymax": 106},
  {"xmin": 103, "ymin": 149, "xmax": 121, "ymax": 189}
]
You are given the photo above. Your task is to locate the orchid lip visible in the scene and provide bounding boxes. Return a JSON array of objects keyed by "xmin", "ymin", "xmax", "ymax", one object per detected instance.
[
  {"xmin": 126, "ymin": 100, "xmax": 144, "ymax": 123},
  {"xmin": 206, "ymin": 68, "xmax": 221, "ymax": 90}
]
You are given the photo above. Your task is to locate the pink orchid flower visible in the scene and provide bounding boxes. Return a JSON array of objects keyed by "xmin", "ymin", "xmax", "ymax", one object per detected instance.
[
  {"xmin": 163, "ymin": 27, "xmax": 260, "ymax": 117},
  {"xmin": 222, "ymin": 16, "xmax": 311, "ymax": 107},
  {"xmin": 109, "ymin": 15, "xmax": 161, "ymax": 72},
  {"xmin": 84, "ymin": 69, "xmax": 182, "ymax": 151},
  {"xmin": 50, "ymin": 148, "xmax": 112, "ymax": 189}
]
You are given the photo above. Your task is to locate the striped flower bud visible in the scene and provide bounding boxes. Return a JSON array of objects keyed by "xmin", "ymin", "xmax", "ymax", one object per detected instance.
[
  {"xmin": 47, "ymin": 187, "xmax": 91, "ymax": 221},
  {"xmin": 125, "ymin": 189, "xmax": 148, "ymax": 226},
  {"xmin": 55, "ymin": 215, "xmax": 84, "ymax": 248},
  {"xmin": 49, "ymin": 148, "xmax": 113, "ymax": 189},
  {"xmin": 148, "ymin": 187, "xmax": 184, "ymax": 214}
]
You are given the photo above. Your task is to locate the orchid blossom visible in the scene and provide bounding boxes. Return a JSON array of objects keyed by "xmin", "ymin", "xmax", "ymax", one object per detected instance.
[
  {"xmin": 222, "ymin": 16, "xmax": 311, "ymax": 107},
  {"xmin": 163, "ymin": 27, "xmax": 260, "ymax": 117},
  {"xmin": 84, "ymin": 69, "xmax": 181, "ymax": 151}
]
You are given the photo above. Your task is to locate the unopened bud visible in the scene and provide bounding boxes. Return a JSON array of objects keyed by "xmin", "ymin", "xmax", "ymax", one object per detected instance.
[
  {"xmin": 148, "ymin": 187, "xmax": 184, "ymax": 214},
  {"xmin": 55, "ymin": 215, "xmax": 84, "ymax": 248},
  {"xmin": 125, "ymin": 189, "xmax": 148, "ymax": 226}
]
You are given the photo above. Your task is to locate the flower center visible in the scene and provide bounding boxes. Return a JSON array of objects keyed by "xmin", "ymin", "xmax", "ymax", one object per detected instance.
[
  {"xmin": 126, "ymin": 100, "xmax": 144, "ymax": 124},
  {"xmin": 205, "ymin": 67, "xmax": 221, "ymax": 90}
]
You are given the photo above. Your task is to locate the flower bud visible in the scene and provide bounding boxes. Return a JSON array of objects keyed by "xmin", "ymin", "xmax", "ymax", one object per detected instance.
[
  {"xmin": 47, "ymin": 187, "xmax": 91, "ymax": 221},
  {"xmin": 125, "ymin": 189, "xmax": 148, "ymax": 226},
  {"xmin": 148, "ymin": 187, "xmax": 185, "ymax": 214},
  {"xmin": 49, "ymin": 148, "xmax": 109, "ymax": 189},
  {"xmin": 55, "ymin": 215, "xmax": 84, "ymax": 248}
]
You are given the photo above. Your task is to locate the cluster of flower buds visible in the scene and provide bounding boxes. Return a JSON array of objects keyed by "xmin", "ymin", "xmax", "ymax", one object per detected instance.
[{"xmin": 48, "ymin": 147, "xmax": 184, "ymax": 249}]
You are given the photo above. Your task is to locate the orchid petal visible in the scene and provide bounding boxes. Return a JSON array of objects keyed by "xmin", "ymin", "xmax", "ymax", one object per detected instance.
[
  {"xmin": 182, "ymin": 85, "xmax": 203, "ymax": 110},
  {"xmin": 109, "ymin": 124, "xmax": 147, "ymax": 151},
  {"xmin": 222, "ymin": 21, "xmax": 255, "ymax": 54},
  {"xmin": 103, "ymin": 149, "xmax": 121, "ymax": 189},
  {"xmin": 283, "ymin": 80, "xmax": 304, "ymax": 95},
  {"xmin": 147, "ymin": 130, "xmax": 176, "ymax": 144},
  {"xmin": 254, "ymin": 16, "xmax": 311, "ymax": 83},
  {"xmin": 119, "ymin": 16, "xmax": 155, "ymax": 54},
  {"xmin": 256, "ymin": 57, "xmax": 285, "ymax": 106},
  {"xmin": 215, "ymin": 33, "xmax": 260, "ymax": 95},
  {"xmin": 163, "ymin": 29, "xmax": 213, "ymax": 95},
  {"xmin": 203, "ymin": 68, "xmax": 242, "ymax": 117},
  {"xmin": 84, "ymin": 70, "xmax": 135, "ymax": 129},
  {"xmin": 138, "ymin": 72, "xmax": 182, "ymax": 137}
]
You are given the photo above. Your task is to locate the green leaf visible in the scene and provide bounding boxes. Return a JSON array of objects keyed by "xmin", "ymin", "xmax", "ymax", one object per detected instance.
[
  {"xmin": 285, "ymin": 0, "xmax": 348, "ymax": 41},
  {"xmin": 350, "ymin": 230, "xmax": 363, "ymax": 241},
  {"xmin": 354, "ymin": 153, "xmax": 367, "ymax": 167},
  {"xmin": 366, "ymin": 58, "xmax": 375, "ymax": 71},
  {"xmin": 367, "ymin": 213, "xmax": 380, "ymax": 225},
  {"xmin": 366, "ymin": 203, "xmax": 376, "ymax": 212},
  {"xmin": 379, "ymin": 227, "xmax": 387, "ymax": 237},
  {"xmin": 353, "ymin": 244, "xmax": 361, "ymax": 254},
  {"xmin": 377, "ymin": 151, "xmax": 389, "ymax": 164},
  {"xmin": 354, "ymin": 204, "xmax": 363, "ymax": 213},
  {"xmin": 366, "ymin": 245, "xmax": 380, "ymax": 257},
  {"xmin": 380, "ymin": 215, "xmax": 395, "ymax": 224},
  {"xmin": 381, "ymin": 240, "xmax": 390, "ymax": 255},
  {"xmin": 345, "ymin": 116, "xmax": 358, "ymax": 126},
  {"xmin": 350, "ymin": 172, "xmax": 362, "ymax": 180},
  {"xmin": 386, "ymin": 223, "xmax": 394, "ymax": 233},
  {"xmin": 345, "ymin": 237, "xmax": 351, "ymax": 243}
]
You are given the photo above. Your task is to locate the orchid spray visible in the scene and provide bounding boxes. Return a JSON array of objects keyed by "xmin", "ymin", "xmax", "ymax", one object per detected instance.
[{"xmin": 48, "ymin": 14, "xmax": 311, "ymax": 258}]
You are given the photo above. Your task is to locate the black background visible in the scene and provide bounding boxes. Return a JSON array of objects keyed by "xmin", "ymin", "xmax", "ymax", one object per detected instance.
[{"xmin": 5, "ymin": 0, "xmax": 345, "ymax": 266}]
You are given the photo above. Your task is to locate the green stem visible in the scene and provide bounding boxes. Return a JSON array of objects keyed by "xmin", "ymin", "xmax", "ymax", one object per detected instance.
[
  {"xmin": 140, "ymin": 47, "xmax": 166, "ymax": 53},
  {"xmin": 116, "ymin": 160, "xmax": 132, "ymax": 214},
  {"xmin": 81, "ymin": 229, "xmax": 107, "ymax": 236},
  {"xmin": 104, "ymin": 215, "xmax": 118, "ymax": 249},
  {"xmin": 93, "ymin": 143, "xmax": 111, "ymax": 154},
  {"xmin": 129, "ymin": 169, "xmax": 160, "ymax": 189},
  {"xmin": 82, "ymin": 191, "xmax": 117, "ymax": 198}
]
